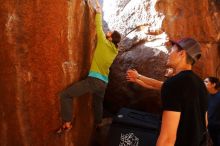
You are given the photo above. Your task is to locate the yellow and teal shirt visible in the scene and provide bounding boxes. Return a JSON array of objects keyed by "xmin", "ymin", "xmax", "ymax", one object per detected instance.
[{"xmin": 88, "ymin": 13, "xmax": 118, "ymax": 83}]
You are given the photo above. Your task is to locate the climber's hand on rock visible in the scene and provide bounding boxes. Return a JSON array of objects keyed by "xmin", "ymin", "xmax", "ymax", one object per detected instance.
[
  {"xmin": 95, "ymin": 0, "xmax": 101, "ymax": 13},
  {"xmin": 95, "ymin": 6, "xmax": 101, "ymax": 13}
]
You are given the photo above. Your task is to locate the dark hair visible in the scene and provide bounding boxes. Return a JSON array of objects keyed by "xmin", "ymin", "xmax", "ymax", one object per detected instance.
[
  {"xmin": 176, "ymin": 45, "xmax": 195, "ymax": 65},
  {"xmin": 207, "ymin": 76, "xmax": 220, "ymax": 89},
  {"xmin": 111, "ymin": 31, "xmax": 121, "ymax": 48}
]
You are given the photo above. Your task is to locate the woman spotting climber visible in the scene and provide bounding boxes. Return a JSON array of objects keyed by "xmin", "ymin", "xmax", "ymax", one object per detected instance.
[{"xmin": 56, "ymin": 0, "xmax": 121, "ymax": 134}]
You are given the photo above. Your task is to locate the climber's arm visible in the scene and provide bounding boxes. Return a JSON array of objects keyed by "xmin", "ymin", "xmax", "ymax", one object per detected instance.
[{"xmin": 94, "ymin": 0, "xmax": 108, "ymax": 43}]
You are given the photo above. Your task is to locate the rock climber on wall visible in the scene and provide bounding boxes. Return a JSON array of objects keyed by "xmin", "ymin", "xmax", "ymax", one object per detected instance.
[{"xmin": 56, "ymin": 0, "xmax": 121, "ymax": 134}]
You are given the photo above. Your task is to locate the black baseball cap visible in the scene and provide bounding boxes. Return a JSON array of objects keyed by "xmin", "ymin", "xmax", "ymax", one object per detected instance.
[{"xmin": 170, "ymin": 38, "xmax": 202, "ymax": 62}]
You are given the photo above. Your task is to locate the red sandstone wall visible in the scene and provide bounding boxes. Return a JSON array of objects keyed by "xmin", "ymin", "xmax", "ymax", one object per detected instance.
[
  {"xmin": 0, "ymin": 1, "xmax": 96, "ymax": 146},
  {"xmin": 156, "ymin": 0, "xmax": 220, "ymax": 77}
]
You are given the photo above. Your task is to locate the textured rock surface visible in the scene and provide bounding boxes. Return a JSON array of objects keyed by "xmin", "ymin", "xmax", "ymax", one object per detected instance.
[
  {"xmin": 104, "ymin": 48, "xmax": 166, "ymax": 114},
  {"xmin": 0, "ymin": 1, "xmax": 96, "ymax": 146},
  {"xmin": 103, "ymin": 0, "xmax": 220, "ymax": 114},
  {"xmin": 102, "ymin": 0, "xmax": 168, "ymax": 114},
  {"xmin": 155, "ymin": 0, "xmax": 220, "ymax": 77}
]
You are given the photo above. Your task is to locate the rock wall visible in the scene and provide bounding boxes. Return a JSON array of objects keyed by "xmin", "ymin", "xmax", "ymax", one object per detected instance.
[
  {"xmin": 156, "ymin": 0, "xmax": 220, "ymax": 77},
  {"xmin": 0, "ymin": 0, "xmax": 96, "ymax": 146},
  {"xmin": 104, "ymin": 0, "xmax": 220, "ymax": 114},
  {"xmin": 102, "ymin": 0, "xmax": 168, "ymax": 114}
]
